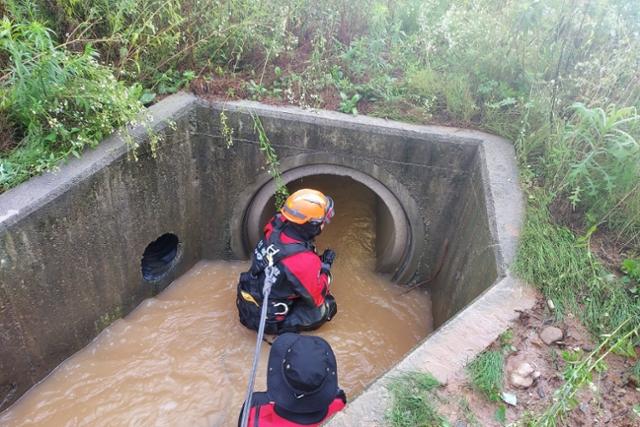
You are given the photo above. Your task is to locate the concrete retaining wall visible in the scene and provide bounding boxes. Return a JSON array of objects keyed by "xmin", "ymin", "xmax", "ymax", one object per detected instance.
[{"xmin": 0, "ymin": 94, "xmax": 528, "ymax": 411}]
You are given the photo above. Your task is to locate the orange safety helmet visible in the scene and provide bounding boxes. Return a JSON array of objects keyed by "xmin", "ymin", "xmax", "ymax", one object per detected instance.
[{"xmin": 281, "ymin": 189, "xmax": 335, "ymax": 225}]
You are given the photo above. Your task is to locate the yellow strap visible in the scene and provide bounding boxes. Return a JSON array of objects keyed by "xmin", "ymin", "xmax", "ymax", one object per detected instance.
[{"xmin": 240, "ymin": 290, "xmax": 260, "ymax": 307}]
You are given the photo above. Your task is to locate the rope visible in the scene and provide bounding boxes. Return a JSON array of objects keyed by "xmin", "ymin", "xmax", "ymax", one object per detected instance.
[{"xmin": 240, "ymin": 251, "xmax": 280, "ymax": 427}]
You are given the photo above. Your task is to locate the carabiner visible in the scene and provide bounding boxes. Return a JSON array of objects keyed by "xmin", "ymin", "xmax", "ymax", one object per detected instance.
[
  {"xmin": 273, "ymin": 302, "xmax": 289, "ymax": 315},
  {"xmin": 265, "ymin": 245, "xmax": 280, "ymax": 267}
]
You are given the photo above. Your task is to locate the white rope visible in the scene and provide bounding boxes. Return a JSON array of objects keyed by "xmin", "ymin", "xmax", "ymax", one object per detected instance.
[{"xmin": 240, "ymin": 252, "xmax": 279, "ymax": 427}]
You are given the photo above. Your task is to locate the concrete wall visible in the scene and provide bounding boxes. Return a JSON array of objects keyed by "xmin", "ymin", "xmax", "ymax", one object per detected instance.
[
  {"xmin": 429, "ymin": 152, "xmax": 498, "ymax": 327},
  {"xmin": 197, "ymin": 100, "xmax": 481, "ymax": 283},
  {"xmin": 328, "ymin": 128, "xmax": 532, "ymax": 427},
  {"xmin": 0, "ymin": 94, "xmax": 522, "ymax": 410},
  {"xmin": 0, "ymin": 95, "xmax": 205, "ymax": 408}
]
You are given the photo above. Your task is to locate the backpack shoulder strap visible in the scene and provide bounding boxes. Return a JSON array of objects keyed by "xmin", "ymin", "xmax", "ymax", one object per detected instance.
[{"xmin": 253, "ymin": 218, "xmax": 312, "ymax": 273}]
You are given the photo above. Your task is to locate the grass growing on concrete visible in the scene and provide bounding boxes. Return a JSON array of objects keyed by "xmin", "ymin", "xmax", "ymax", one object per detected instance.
[
  {"xmin": 466, "ymin": 350, "xmax": 504, "ymax": 402},
  {"xmin": 250, "ymin": 113, "xmax": 289, "ymax": 209},
  {"xmin": 386, "ymin": 372, "xmax": 450, "ymax": 427}
]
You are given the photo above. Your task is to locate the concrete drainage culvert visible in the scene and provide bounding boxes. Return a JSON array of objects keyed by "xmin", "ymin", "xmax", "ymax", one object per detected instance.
[{"xmin": 0, "ymin": 93, "xmax": 536, "ymax": 424}]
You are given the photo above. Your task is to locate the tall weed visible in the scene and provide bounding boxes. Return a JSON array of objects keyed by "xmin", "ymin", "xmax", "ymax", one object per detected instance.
[{"xmin": 0, "ymin": 18, "xmax": 142, "ymax": 191}]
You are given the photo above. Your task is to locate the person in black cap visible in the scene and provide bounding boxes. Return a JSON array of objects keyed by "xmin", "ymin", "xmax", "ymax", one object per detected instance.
[{"xmin": 238, "ymin": 333, "xmax": 346, "ymax": 426}]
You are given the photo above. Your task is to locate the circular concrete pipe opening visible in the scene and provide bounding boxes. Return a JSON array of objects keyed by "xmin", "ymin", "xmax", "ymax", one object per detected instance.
[
  {"xmin": 141, "ymin": 233, "xmax": 181, "ymax": 282},
  {"xmin": 241, "ymin": 165, "xmax": 419, "ymax": 283}
]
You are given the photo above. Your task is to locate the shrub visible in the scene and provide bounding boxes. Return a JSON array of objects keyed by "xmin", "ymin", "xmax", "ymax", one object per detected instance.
[
  {"xmin": 549, "ymin": 104, "xmax": 640, "ymax": 215},
  {"xmin": 0, "ymin": 18, "xmax": 143, "ymax": 191}
]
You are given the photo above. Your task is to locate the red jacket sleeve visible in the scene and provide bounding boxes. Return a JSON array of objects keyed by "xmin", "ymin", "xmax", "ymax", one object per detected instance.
[{"xmin": 281, "ymin": 252, "xmax": 329, "ymax": 307}]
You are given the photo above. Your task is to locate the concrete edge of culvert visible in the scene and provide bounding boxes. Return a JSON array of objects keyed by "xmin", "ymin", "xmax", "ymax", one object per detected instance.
[
  {"xmin": 324, "ymin": 273, "xmax": 538, "ymax": 426},
  {"xmin": 0, "ymin": 92, "xmax": 199, "ymax": 231},
  {"xmin": 229, "ymin": 153, "xmax": 424, "ymax": 284},
  {"xmin": 321, "ymin": 127, "xmax": 527, "ymax": 424},
  {"xmin": 203, "ymin": 99, "xmax": 484, "ymax": 150},
  {"xmin": 476, "ymin": 134, "xmax": 525, "ymax": 271}
]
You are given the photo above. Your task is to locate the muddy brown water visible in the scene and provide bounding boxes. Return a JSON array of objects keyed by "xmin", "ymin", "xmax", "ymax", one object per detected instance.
[{"xmin": 0, "ymin": 177, "xmax": 433, "ymax": 426}]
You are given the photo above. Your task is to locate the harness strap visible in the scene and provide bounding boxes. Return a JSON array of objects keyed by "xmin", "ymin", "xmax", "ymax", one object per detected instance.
[{"xmin": 253, "ymin": 218, "xmax": 312, "ymax": 275}]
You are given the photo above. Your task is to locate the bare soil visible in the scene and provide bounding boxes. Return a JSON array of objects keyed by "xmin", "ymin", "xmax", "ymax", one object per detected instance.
[
  {"xmin": 0, "ymin": 114, "xmax": 19, "ymax": 154},
  {"xmin": 432, "ymin": 297, "xmax": 640, "ymax": 426}
]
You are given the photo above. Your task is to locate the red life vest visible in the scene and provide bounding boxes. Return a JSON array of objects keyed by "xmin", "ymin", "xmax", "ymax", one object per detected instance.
[{"xmin": 246, "ymin": 398, "xmax": 345, "ymax": 426}]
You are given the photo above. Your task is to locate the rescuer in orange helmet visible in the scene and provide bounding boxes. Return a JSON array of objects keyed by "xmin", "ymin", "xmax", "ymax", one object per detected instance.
[{"xmin": 236, "ymin": 189, "xmax": 337, "ymax": 334}]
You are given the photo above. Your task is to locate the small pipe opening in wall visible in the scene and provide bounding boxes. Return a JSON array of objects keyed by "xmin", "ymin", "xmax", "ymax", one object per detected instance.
[{"xmin": 141, "ymin": 233, "xmax": 180, "ymax": 282}]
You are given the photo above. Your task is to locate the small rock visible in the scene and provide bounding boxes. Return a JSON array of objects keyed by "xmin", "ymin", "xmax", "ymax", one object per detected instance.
[
  {"xmin": 547, "ymin": 299, "xmax": 555, "ymax": 310},
  {"xmin": 453, "ymin": 421, "xmax": 467, "ymax": 427},
  {"xmin": 501, "ymin": 391, "xmax": 518, "ymax": 406},
  {"xmin": 579, "ymin": 402, "xmax": 589, "ymax": 414},
  {"xmin": 540, "ymin": 326, "xmax": 564, "ymax": 345},
  {"xmin": 536, "ymin": 386, "xmax": 546, "ymax": 398},
  {"xmin": 507, "ymin": 358, "xmax": 538, "ymax": 389},
  {"xmin": 515, "ymin": 362, "xmax": 535, "ymax": 377},
  {"xmin": 510, "ymin": 373, "xmax": 534, "ymax": 388},
  {"xmin": 581, "ymin": 343, "xmax": 596, "ymax": 352},
  {"xmin": 532, "ymin": 371, "xmax": 541, "ymax": 379}
]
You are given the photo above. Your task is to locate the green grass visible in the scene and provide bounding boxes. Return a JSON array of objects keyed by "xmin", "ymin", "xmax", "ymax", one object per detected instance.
[
  {"xmin": 515, "ymin": 200, "xmax": 640, "ymax": 423},
  {"xmin": 530, "ymin": 320, "xmax": 638, "ymax": 427},
  {"xmin": 632, "ymin": 360, "xmax": 640, "ymax": 383},
  {"xmin": 466, "ymin": 350, "xmax": 504, "ymax": 402},
  {"xmin": 514, "ymin": 200, "xmax": 640, "ymax": 347},
  {"xmin": 1, "ymin": 1, "xmax": 638, "ymax": 424},
  {"xmin": 386, "ymin": 372, "xmax": 450, "ymax": 427},
  {"xmin": 3, "ymin": 1, "xmax": 640, "ymax": 246}
]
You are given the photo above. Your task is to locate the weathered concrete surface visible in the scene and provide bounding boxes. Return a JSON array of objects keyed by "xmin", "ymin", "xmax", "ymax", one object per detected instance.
[
  {"xmin": 325, "ymin": 119, "xmax": 531, "ymax": 425},
  {"xmin": 0, "ymin": 93, "xmax": 203, "ymax": 409},
  {"xmin": 199, "ymin": 100, "xmax": 481, "ymax": 285},
  {"xmin": 1, "ymin": 94, "xmax": 527, "ymax": 412},
  {"xmin": 326, "ymin": 277, "xmax": 537, "ymax": 426}
]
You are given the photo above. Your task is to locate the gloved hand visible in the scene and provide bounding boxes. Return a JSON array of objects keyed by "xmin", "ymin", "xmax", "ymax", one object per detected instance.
[
  {"xmin": 325, "ymin": 294, "xmax": 338, "ymax": 321},
  {"xmin": 320, "ymin": 249, "xmax": 336, "ymax": 276},
  {"xmin": 321, "ymin": 249, "xmax": 336, "ymax": 266}
]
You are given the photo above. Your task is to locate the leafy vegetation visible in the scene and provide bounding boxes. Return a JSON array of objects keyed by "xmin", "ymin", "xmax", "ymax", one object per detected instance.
[
  {"xmin": 632, "ymin": 360, "xmax": 640, "ymax": 385},
  {"xmin": 1, "ymin": 0, "xmax": 639, "ymax": 423},
  {"xmin": 3, "ymin": 1, "xmax": 640, "ymax": 238},
  {"xmin": 251, "ymin": 113, "xmax": 289, "ymax": 209},
  {"xmin": 386, "ymin": 372, "xmax": 449, "ymax": 427},
  {"xmin": 0, "ymin": 18, "xmax": 142, "ymax": 190},
  {"xmin": 3, "ymin": 0, "xmax": 639, "ymax": 246}
]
